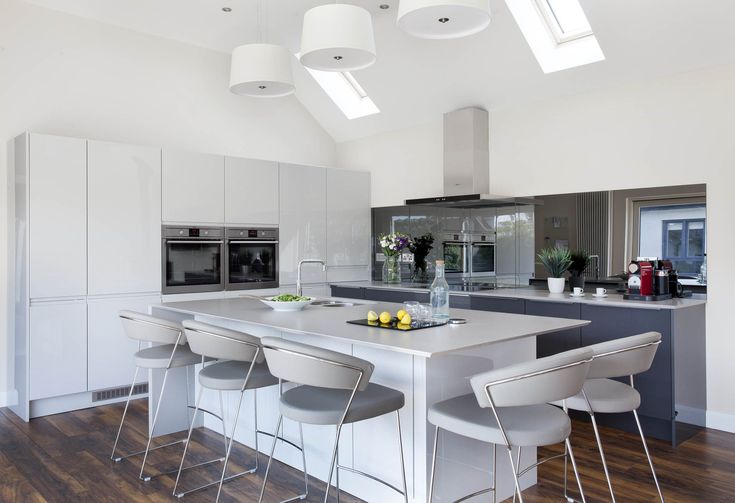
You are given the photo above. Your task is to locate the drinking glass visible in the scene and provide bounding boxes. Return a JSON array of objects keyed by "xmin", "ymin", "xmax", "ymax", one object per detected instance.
[
  {"xmin": 418, "ymin": 303, "xmax": 433, "ymax": 322},
  {"xmin": 403, "ymin": 301, "xmax": 419, "ymax": 319}
]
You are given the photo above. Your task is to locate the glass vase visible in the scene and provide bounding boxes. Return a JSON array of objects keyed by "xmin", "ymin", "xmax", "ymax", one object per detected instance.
[{"xmin": 382, "ymin": 255, "xmax": 401, "ymax": 284}]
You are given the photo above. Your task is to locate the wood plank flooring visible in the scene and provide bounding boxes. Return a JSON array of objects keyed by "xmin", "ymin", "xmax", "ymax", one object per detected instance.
[{"xmin": 0, "ymin": 399, "xmax": 733, "ymax": 502}]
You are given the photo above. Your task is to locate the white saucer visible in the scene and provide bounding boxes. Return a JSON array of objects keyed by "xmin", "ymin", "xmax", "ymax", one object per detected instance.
[
  {"xmin": 592, "ymin": 293, "xmax": 608, "ymax": 298},
  {"xmin": 569, "ymin": 293, "xmax": 585, "ymax": 297}
]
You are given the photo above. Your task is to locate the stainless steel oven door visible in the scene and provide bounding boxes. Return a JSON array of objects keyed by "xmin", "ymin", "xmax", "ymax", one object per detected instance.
[
  {"xmin": 162, "ymin": 236, "xmax": 225, "ymax": 294},
  {"xmin": 470, "ymin": 242, "xmax": 496, "ymax": 277},
  {"xmin": 443, "ymin": 241, "xmax": 469, "ymax": 278},
  {"xmin": 225, "ymin": 239, "xmax": 279, "ymax": 290}
]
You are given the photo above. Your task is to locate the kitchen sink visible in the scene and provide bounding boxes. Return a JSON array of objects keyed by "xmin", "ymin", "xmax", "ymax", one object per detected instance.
[{"xmin": 311, "ymin": 300, "xmax": 360, "ymax": 307}]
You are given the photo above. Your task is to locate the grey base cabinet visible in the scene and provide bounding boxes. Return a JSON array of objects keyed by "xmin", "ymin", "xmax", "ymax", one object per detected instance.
[{"xmin": 331, "ymin": 285, "xmax": 706, "ymax": 445}]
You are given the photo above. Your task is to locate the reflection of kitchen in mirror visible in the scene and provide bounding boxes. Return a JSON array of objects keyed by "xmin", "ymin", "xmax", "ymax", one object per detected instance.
[{"xmin": 531, "ymin": 184, "xmax": 706, "ymax": 293}]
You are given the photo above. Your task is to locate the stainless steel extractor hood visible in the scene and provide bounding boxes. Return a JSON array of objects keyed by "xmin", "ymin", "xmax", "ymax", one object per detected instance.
[{"xmin": 405, "ymin": 107, "xmax": 538, "ymax": 208}]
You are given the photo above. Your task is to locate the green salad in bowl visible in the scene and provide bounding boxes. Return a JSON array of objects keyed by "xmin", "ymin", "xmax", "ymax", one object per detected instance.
[{"xmin": 259, "ymin": 293, "xmax": 313, "ymax": 311}]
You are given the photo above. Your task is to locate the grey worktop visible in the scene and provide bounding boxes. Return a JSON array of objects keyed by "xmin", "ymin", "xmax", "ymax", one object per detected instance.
[
  {"xmin": 332, "ymin": 281, "xmax": 706, "ymax": 310},
  {"xmin": 152, "ymin": 297, "xmax": 589, "ymax": 358}
]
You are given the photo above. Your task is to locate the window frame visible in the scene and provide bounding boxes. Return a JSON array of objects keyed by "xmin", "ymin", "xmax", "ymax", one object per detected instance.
[
  {"xmin": 533, "ymin": 0, "xmax": 594, "ymax": 44},
  {"xmin": 661, "ymin": 218, "xmax": 706, "ymax": 262}
]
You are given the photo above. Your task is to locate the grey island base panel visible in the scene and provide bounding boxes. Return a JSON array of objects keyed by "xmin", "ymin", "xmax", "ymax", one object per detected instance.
[{"xmin": 331, "ymin": 283, "xmax": 707, "ymax": 446}]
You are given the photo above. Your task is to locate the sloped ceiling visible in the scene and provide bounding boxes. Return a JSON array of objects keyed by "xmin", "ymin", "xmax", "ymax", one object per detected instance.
[{"xmin": 24, "ymin": 0, "xmax": 735, "ymax": 142}]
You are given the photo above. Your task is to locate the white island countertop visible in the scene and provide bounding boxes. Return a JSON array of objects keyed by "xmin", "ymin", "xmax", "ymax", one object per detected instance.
[
  {"xmin": 153, "ymin": 297, "xmax": 590, "ymax": 358},
  {"xmin": 333, "ymin": 281, "xmax": 706, "ymax": 310}
]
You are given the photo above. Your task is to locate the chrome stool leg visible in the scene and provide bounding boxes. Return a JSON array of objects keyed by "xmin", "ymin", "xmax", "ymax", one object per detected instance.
[
  {"xmin": 565, "ymin": 438, "xmax": 586, "ymax": 503},
  {"xmin": 173, "ymin": 384, "xmax": 206, "ymax": 496},
  {"xmin": 111, "ymin": 366, "xmax": 140, "ymax": 461},
  {"xmin": 589, "ymin": 412, "xmax": 616, "ymax": 502},
  {"xmin": 215, "ymin": 388, "xmax": 251, "ymax": 503},
  {"xmin": 633, "ymin": 409, "xmax": 665, "ymax": 502},
  {"xmin": 324, "ymin": 423, "xmax": 344, "ymax": 503},
  {"xmin": 427, "ymin": 425, "xmax": 440, "ymax": 502},
  {"xmin": 506, "ymin": 446, "xmax": 524, "ymax": 503},
  {"xmin": 259, "ymin": 414, "xmax": 284, "ymax": 503},
  {"xmin": 396, "ymin": 411, "xmax": 409, "ymax": 503},
  {"xmin": 140, "ymin": 367, "xmax": 171, "ymax": 481}
]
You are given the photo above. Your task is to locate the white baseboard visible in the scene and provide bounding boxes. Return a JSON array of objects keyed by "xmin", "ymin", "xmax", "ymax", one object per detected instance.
[
  {"xmin": 0, "ymin": 389, "xmax": 19, "ymax": 408},
  {"xmin": 676, "ymin": 404, "xmax": 707, "ymax": 427},
  {"xmin": 707, "ymin": 409, "xmax": 735, "ymax": 434}
]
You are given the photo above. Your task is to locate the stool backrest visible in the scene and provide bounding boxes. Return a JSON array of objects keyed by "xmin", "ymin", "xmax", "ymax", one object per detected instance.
[
  {"xmin": 261, "ymin": 337, "xmax": 373, "ymax": 391},
  {"xmin": 119, "ymin": 310, "xmax": 184, "ymax": 345},
  {"xmin": 182, "ymin": 320, "xmax": 263, "ymax": 363},
  {"xmin": 470, "ymin": 347, "xmax": 593, "ymax": 408},
  {"xmin": 585, "ymin": 331, "xmax": 661, "ymax": 379}
]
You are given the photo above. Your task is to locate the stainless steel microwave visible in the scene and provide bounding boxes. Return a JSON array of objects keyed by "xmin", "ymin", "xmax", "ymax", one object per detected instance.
[{"xmin": 442, "ymin": 233, "xmax": 496, "ymax": 279}]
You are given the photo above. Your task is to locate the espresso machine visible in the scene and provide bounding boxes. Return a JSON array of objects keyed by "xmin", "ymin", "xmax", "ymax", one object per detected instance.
[{"xmin": 624, "ymin": 258, "xmax": 673, "ymax": 300}]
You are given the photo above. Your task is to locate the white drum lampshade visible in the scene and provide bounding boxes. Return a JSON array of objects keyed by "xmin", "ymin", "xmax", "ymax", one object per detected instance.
[
  {"xmin": 299, "ymin": 4, "xmax": 376, "ymax": 72},
  {"xmin": 229, "ymin": 43, "xmax": 295, "ymax": 97},
  {"xmin": 397, "ymin": 0, "xmax": 491, "ymax": 39}
]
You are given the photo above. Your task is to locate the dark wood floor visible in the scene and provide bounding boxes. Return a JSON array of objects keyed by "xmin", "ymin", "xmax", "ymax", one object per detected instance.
[{"xmin": 0, "ymin": 399, "xmax": 732, "ymax": 502}]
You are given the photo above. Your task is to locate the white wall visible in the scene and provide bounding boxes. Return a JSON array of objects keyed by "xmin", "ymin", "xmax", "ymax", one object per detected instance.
[
  {"xmin": 337, "ymin": 64, "xmax": 735, "ymax": 432},
  {"xmin": 0, "ymin": 0, "xmax": 336, "ymax": 404}
]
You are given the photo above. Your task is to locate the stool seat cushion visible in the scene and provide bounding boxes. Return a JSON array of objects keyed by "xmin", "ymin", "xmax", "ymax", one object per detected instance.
[
  {"xmin": 280, "ymin": 383, "xmax": 405, "ymax": 425},
  {"xmin": 198, "ymin": 360, "xmax": 279, "ymax": 391},
  {"xmin": 563, "ymin": 378, "xmax": 641, "ymax": 414},
  {"xmin": 134, "ymin": 344, "xmax": 202, "ymax": 369},
  {"xmin": 428, "ymin": 393, "xmax": 571, "ymax": 447}
]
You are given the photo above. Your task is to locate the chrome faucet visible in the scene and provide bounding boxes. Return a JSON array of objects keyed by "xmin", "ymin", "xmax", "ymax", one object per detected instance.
[
  {"xmin": 297, "ymin": 259, "xmax": 326, "ymax": 296},
  {"xmin": 588, "ymin": 254, "xmax": 600, "ymax": 280}
]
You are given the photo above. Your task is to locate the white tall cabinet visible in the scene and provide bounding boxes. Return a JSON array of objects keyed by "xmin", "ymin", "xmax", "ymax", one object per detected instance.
[
  {"xmin": 326, "ymin": 169, "xmax": 371, "ymax": 283},
  {"xmin": 279, "ymin": 163, "xmax": 327, "ymax": 286},
  {"xmin": 225, "ymin": 157, "xmax": 278, "ymax": 226},
  {"xmin": 162, "ymin": 149, "xmax": 224, "ymax": 224}
]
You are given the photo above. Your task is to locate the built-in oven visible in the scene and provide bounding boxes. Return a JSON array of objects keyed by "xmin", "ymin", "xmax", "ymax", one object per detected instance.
[
  {"xmin": 162, "ymin": 226, "xmax": 225, "ymax": 294},
  {"xmin": 442, "ymin": 233, "xmax": 495, "ymax": 280},
  {"xmin": 225, "ymin": 227, "xmax": 279, "ymax": 290}
]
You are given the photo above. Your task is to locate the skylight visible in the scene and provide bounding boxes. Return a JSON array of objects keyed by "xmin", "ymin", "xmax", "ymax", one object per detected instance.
[
  {"xmin": 505, "ymin": 0, "xmax": 604, "ymax": 74},
  {"xmin": 296, "ymin": 53, "xmax": 379, "ymax": 120}
]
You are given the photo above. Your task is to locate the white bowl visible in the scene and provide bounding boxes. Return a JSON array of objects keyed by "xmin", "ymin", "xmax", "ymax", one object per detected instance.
[{"xmin": 259, "ymin": 296, "xmax": 313, "ymax": 312}]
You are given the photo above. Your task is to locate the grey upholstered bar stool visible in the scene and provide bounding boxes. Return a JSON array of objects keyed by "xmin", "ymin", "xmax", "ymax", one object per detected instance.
[
  {"xmin": 258, "ymin": 337, "xmax": 408, "ymax": 503},
  {"xmin": 560, "ymin": 331, "xmax": 665, "ymax": 503},
  {"xmin": 112, "ymin": 311, "xmax": 203, "ymax": 481},
  {"xmin": 174, "ymin": 320, "xmax": 303, "ymax": 502},
  {"xmin": 427, "ymin": 347, "xmax": 594, "ymax": 503}
]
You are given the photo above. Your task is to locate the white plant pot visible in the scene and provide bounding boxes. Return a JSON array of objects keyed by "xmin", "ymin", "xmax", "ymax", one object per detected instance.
[{"xmin": 547, "ymin": 277, "xmax": 566, "ymax": 294}]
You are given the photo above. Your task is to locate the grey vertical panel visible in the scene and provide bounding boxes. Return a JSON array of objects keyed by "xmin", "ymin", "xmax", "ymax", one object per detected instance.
[{"xmin": 576, "ymin": 191, "xmax": 610, "ymax": 277}]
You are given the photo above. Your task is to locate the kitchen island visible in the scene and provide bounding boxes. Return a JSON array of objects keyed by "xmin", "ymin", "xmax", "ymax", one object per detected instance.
[
  {"xmin": 331, "ymin": 281, "xmax": 707, "ymax": 445},
  {"xmin": 151, "ymin": 297, "xmax": 589, "ymax": 503}
]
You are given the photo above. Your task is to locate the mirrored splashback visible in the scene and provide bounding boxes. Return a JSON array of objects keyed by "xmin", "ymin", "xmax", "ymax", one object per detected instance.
[{"xmin": 530, "ymin": 183, "xmax": 706, "ymax": 283}]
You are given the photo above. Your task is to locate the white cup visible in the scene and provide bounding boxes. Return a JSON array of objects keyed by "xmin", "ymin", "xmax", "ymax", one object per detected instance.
[
  {"xmin": 596, "ymin": 287, "xmax": 607, "ymax": 296},
  {"xmin": 573, "ymin": 287, "xmax": 584, "ymax": 296}
]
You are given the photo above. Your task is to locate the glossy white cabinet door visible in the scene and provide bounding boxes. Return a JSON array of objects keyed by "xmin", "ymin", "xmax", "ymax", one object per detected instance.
[
  {"xmin": 28, "ymin": 134, "xmax": 87, "ymax": 299},
  {"xmin": 225, "ymin": 157, "xmax": 278, "ymax": 225},
  {"xmin": 162, "ymin": 149, "xmax": 224, "ymax": 224},
  {"xmin": 29, "ymin": 300, "xmax": 87, "ymax": 400},
  {"xmin": 326, "ymin": 169, "xmax": 370, "ymax": 266},
  {"xmin": 88, "ymin": 141, "xmax": 162, "ymax": 296},
  {"xmin": 279, "ymin": 163, "xmax": 327, "ymax": 285},
  {"xmin": 87, "ymin": 295, "xmax": 160, "ymax": 391}
]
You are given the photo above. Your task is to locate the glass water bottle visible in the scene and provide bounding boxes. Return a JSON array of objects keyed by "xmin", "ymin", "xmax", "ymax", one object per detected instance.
[{"xmin": 430, "ymin": 260, "xmax": 450, "ymax": 321}]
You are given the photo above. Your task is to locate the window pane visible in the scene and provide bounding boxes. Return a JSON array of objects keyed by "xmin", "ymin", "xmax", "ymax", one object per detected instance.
[
  {"xmin": 688, "ymin": 224, "xmax": 705, "ymax": 257},
  {"xmin": 544, "ymin": 0, "xmax": 592, "ymax": 36},
  {"xmin": 666, "ymin": 222, "xmax": 683, "ymax": 257}
]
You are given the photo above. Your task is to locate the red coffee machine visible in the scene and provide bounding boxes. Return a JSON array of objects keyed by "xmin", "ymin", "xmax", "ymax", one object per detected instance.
[{"xmin": 628, "ymin": 260, "xmax": 654, "ymax": 295}]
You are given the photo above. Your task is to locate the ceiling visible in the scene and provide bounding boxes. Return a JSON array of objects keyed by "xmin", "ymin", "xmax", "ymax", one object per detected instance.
[{"xmin": 24, "ymin": 0, "xmax": 735, "ymax": 142}]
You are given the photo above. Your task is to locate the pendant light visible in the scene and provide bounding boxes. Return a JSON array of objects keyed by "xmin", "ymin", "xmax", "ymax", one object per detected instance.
[
  {"xmin": 397, "ymin": 0, "xmax": 491, "ymax": 39},
  {"xmin": 299, "ymin": 4, "xmax": 376, "ymax": 72},
  {"xmin": 229, "ymin": 1, "xmax": 294, "ymax": 97}
]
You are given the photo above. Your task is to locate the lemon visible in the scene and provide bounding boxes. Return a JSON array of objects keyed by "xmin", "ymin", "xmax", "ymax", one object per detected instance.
[
  {"xmin": 396, "ymin": 309, "xmax": 408, "ymax": 321},
  {"xmin": 379, "ymin": 311, "xmax": 392, "ymax": 324},
  {"xmin": 400, "ymin": 313, "xmax": 412, "ymax": 325},
  {"xmin": 367, "ymin": 310, "xmax": 379, "ymax": 322},
  {"xmin": 396, "ymin": 323, "xmax": 411, "ymax": 330}
]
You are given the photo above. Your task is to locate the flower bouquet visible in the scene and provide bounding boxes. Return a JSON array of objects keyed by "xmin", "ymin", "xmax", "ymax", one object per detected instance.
[{"xmin": 378, "ymin": 232, "xmax": 412, "ymax": 283}]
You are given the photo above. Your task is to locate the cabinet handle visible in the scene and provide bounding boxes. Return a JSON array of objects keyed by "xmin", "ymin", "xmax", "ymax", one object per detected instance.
[
  {"xmin": 166, "ymin": 240, "xmax": 224, "ymax": 244},
  {"xmin": 229, "ymin": 240, "xmax": 279, "ymax": 244}
]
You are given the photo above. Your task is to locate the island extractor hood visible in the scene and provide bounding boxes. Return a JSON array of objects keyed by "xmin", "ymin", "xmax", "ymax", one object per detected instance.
[{"xmin": 405, "ymin": 107, "xmax": 538, "ymax": 208}]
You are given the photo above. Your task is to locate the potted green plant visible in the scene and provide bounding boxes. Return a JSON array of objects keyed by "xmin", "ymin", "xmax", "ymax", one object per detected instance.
[
  {"xmin": 408, "ymin": 233, "xmax": 434, "ymax": 282},
  {"xmin": 538, "ymin": 247, "xmax": 572, "ymax": 294},
  {"xmin": 568, "ymin": 250, "xmax": 590, "ymax": 291}
]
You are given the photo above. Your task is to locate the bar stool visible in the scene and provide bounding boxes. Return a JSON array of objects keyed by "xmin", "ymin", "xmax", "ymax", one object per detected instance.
[
  {"xmin": 112, "ymin": 311, "xmax": 204, "ymax": 481},
  {"xmin": 174, "ymin": 320, "xmax": 307, "ymax": 503},
  {"xmin": 561, "ymin": 331, "xmax": 665, "ymax": 503},
  {"xmin": 258, "ymin": 337, "xmax": 408, "ymax": 503},
  {"xmin": 427, "ymin": 347, "xmax": 594, "ymax": 503}
]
